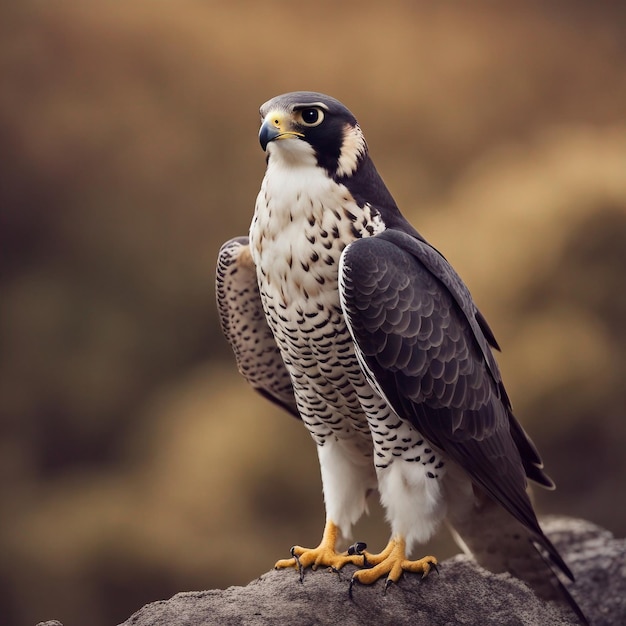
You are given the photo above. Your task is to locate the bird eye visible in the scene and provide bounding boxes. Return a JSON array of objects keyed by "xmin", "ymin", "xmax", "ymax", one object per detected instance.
[{"xmin": 298, "ymin": 108, "xmax": 324, "ymax": 127}]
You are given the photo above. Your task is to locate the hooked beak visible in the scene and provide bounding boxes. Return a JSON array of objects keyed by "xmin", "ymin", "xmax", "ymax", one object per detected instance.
[{"xmin": 259, "ymin": 111, "xmax": 304, "ymax": 151}]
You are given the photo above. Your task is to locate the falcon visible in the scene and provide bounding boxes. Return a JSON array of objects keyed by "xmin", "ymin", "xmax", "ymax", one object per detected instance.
[{"xmin": 216, "ymin": 91, "xmax": 587, "ymax": 623}]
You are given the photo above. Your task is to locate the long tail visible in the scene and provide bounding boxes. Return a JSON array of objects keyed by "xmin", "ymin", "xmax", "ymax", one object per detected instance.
[{"xmin": 447, "ymin": 486, "xmax": 588, "ymax": 625}]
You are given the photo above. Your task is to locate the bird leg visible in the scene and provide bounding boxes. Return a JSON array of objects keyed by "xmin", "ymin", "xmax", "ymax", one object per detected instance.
[
  {"xmin": 275, "ymin": 520, "xmax": 367, "ymax": 578},
  {"xmin": 352, "ymin": 536, "xmax": 437, "ymax": 588}
]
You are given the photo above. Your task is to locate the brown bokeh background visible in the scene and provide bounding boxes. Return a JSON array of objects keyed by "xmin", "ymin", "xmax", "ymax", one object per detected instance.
[{"xmin": 1, "ymin": 2, "xmax": 625, "ymax": 624}]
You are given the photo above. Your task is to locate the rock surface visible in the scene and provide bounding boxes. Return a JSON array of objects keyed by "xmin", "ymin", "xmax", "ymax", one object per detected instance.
[{"xmin": 44, "ymin": 517, "xmax": 626, "ymax": 626}]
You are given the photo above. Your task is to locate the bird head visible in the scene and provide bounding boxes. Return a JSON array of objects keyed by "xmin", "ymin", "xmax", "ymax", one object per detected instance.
[{"xmin": 258, "ymin": 91, "xmax": 368, "ymax": 178}]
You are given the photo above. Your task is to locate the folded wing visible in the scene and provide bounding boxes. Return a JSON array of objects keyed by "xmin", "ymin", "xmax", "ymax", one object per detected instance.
[
  {"xmin": 216, "ymin": 237, "xmax": 299, "ymax": 418},
  {"xmin": 338, "ymin": 229, "xmax": 568, "ymax": 576}
]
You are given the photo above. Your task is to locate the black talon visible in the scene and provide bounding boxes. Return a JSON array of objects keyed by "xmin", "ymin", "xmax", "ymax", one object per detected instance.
[
  {"xmin": 383, "ymin": 577, "xmax": 394, "ymax": 595},
  {"xmin": 349, "ymin": 576, "xmax": 358, "ymax": 600},
  {"xmin": 430, "ymin": 561, "xmax": 439, "ymax": 575},
  {"xmin": 290, "ymin": 550, "xmax": 304, "ymax": 583}
]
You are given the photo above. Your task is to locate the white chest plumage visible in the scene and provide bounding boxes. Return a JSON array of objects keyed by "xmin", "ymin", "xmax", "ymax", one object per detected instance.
[
  {"xmin": 250, "ymin": 158, "xmax": 383, "ymax": 309},
  {"xmin": 249, "ymin": 154, "xmax": 384, "ymax": 446}
]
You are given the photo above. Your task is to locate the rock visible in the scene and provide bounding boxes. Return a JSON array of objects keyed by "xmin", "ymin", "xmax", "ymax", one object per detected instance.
[
  {"xmin": 101, "ymin": 518, "xmax": 626, "ymax": 625},
  {"xmin": 116, "ymin": 517, "xmax": 624, "ymax": 626}
]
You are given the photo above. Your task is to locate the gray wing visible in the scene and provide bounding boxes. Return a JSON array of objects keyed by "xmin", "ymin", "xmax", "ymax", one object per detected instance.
[
  {"xmin": 339, "ymin": 228, "xmax": 570, "ymax": 577},
  {"xmin": 216, "ymin": 236, "xmax": 299, "ymax": 418}
]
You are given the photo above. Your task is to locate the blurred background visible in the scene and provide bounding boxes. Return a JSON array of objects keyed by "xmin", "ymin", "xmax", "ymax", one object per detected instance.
[{"xmin": 1, "ymin": 1, "xmax": 625, "ymax": 624}]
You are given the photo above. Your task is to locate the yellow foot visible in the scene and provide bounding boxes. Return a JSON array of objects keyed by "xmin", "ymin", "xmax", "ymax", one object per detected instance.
[
  {"xmin": 351, "ymin": 537, "xmax": 437, "ymax": 592},
  {"xmin": 274, "ymin": 520, "xmax": 366, "ymax": 580}
]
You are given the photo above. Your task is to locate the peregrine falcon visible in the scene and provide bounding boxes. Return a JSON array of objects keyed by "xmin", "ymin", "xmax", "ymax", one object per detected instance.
[{"xmin": 216, "ymin": 92, "xmax": 587, "ymax": 623}]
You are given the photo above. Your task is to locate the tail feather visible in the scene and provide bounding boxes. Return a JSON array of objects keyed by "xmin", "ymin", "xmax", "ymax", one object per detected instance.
[{"xmin": 447, "ymin": 486, "xmax": 588, "ymax": 625}]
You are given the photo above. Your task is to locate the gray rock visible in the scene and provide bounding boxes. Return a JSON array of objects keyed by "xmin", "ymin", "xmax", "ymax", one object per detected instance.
[{"xmin": 110, "ymin": 517, "xmax": 620, "ymax": 625}]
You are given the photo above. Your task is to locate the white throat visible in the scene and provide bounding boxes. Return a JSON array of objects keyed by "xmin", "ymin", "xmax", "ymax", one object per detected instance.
[{"xmin": 249, "ymin": 140, "xmax": 385, "ymax": 307}]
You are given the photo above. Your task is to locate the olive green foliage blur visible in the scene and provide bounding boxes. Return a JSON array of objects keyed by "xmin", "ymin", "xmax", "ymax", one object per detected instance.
[{"xmin": 1, "ymin": 2, "xmax": 625, "ymax": 625}]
